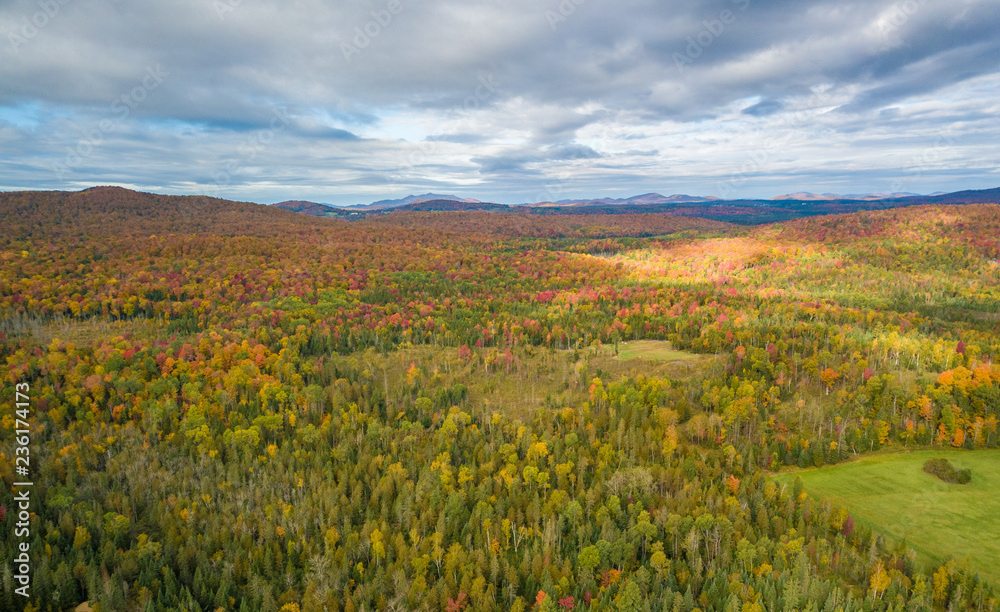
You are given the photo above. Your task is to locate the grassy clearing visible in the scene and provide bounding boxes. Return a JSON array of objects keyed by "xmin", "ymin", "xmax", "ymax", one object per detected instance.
[
  {"xmin": 589, "ymin": 340, "xmax": 720, "ymax": 380},
  {"xmin": 775, "ymin": 450, "xmax": 1000, "ymax": 582},
  {"xmin": 611, "ymin": 341, "xmax": 717, "ymax": 379},
  {"xmin": 345, "ymin": 341, "xmax": 719, "ymax": 423},
  {"xmin": 615, "ymin": 340, "xmax": 703, "ymax": 363},
  {"xmin": 347, "ymin": 344, "xmax": 600, "ymax": 422}
]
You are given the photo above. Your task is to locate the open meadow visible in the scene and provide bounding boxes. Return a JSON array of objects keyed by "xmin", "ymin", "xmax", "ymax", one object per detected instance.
[{"xmin": 776, "ymin": 450, "xmax": 1000, "ymax": 582}]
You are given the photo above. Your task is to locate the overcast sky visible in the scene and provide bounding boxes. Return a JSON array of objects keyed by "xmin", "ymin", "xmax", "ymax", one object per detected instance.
[{"xmin": 1, "ymin": 0, "xmax": 998, "ymax": 205}]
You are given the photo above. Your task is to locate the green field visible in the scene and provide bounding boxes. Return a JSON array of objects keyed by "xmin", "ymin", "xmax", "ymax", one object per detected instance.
[
  {"xmin": 775, "ymin": 450, "xmax": 1000, "ymax": 582},
  {"xmin": 615, "ymin": 340, "xmax": 703, "ymax": 363},
  {"xmin": 607, "ymin": 340, "xmax": 718, "ymax": 378}
]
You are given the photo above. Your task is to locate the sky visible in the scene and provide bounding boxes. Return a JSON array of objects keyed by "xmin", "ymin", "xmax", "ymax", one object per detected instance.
[{"xmin": 1, "ymin": 0, "xmax": 999, "ymax": 206}]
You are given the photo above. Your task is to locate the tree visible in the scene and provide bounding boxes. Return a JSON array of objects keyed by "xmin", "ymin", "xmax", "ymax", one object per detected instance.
[
  {"xmin": 616, "ymin": 581, "xmax": 644, "ymax": 612},
  {"xmin": 842, "ymin": 515, "xmax": 854, "ymax": 537},
  {"xmin": 870, "ymin": 563, "xmax": 890, "ymax": 600},
  {"xmin": 631, "ymin": 511, "xmax": 657, "ymax": 559},
  {"xmin": 933, "ymin": 566, "xmax": 950, "ymax": 603},
  {"xmin": 735, "ymin": 538, "xmax": 755, "ymax": 573},
  {"xmin": 820, "ymin": 368, "xmax": 840, "ymax": 394},
  {"xmin": 446, "ymin": 591, "xmax": 468, "ymax": 612},
  {"xmin": 578, "ymin": 546, "xmax": 600, "ymax": 582}
]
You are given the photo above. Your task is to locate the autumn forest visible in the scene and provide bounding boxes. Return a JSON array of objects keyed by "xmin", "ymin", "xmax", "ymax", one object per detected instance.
[{"xmin": 1, "ymin": 186, "xmax": 999, "ymax": 612}]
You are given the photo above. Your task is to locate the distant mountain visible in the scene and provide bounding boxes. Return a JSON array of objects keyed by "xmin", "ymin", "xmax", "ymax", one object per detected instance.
[
  {"xmin": 771, "ymin": 192, "xmax": 920, "ymax": 201},
  {"xmin": 273, "ymin": 200, "xmax": 338, "ymax": 216},
  {"xmin": 348, "ymin": 193, "xmax": 481, "ymax": 210},
  {"xmin": 396, "ymin": 199, "xmax": 511, "ymax": 212},
  {"xmin": 531, "ymin": 193, "xmax": 721, "ymax": 206},
  {"xmin": 272, "ymin": 197, "xmax": 497, "ymax": 217},
  {"xmin": 895, "ymin": 187, "xmax": 1000, "ymax": 205},
  {"xmin": 269, "ymin": 186, "xmax": 1000, "ymax": 222}
]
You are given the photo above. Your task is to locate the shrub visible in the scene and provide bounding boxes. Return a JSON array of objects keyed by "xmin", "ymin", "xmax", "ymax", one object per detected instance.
[{"xmin": 923, "ymin": 458, "xmax": 972, "ymax": 484}]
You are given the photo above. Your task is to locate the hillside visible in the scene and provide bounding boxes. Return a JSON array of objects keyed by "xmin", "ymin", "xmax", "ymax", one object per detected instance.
[
  {"xmin": 395, "ymin": 199, "xmax": 513, "ymax": 213},
  {"xmin": 360, "ymin": 209, "xmax": 734, "ymax": 239},
  {"xmin": 896, "ymin": 187, "xmax": 1000, "ymax": 205},
  {"xmin": 0, "ymin": 186, "xmax": 336, "ymax": 240},
  {"xmin": 1, "ymin": 188, "xmax": 998, "ymax": 612},
  {"xmin": 272, "ymin": 200, "xmax": 339, "ymax": 217}
]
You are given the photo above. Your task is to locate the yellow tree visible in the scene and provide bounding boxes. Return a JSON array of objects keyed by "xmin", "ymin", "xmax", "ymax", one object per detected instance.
[
  {"xmin": 370, "ymin": 528, "xmax": 385, "ymax": 566},
  {"xmin": 662, "ymin": 424, "xmax": 678, "ymax": 458},
  {"xmin": 933, "ymin": 565, "xmax": 951, "ymax": 603},
  {"xmin": 870, "ymin": 562, "xmax": 890, "ymax": 600}
]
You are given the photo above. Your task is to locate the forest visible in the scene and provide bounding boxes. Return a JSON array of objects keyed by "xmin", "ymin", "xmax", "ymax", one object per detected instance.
[{"xmin": 0, "ymin": 186, "xmax": 998, "ymax": 612}]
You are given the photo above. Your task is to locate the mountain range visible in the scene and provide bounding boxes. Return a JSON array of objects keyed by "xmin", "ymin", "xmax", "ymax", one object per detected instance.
[
  {"xmin": 272, "ymin": 193, "xmax": 481, "ymax": 215},
  {"xmin": 273, "ymin": 192, "xmax": 725, "ymax": 214},
  {"xmin": 528, "ymin": 193, "xmax": 721, "ymax": 207},
  {"xmin": 274, "ymin": 190, "xmax": 963, "ymax": 213},
  {"xmin": 770, "ymin": 191, "xmax": 925, "ymax": 201},
  {"xmin": 271, "ymin": 186, "xmax": 1000, "ymax": 226},
  {"xmin": 353, "ymin": 193, "xmax": 480, "ymax": 209}
]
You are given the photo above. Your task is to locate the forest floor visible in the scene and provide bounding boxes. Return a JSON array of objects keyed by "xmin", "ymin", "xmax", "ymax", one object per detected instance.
[{"xmin": 774, "ymin": 450, "xmax": 1000, "ymax": 582}]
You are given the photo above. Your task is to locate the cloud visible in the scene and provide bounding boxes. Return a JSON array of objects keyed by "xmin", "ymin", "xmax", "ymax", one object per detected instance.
[
  {"xmin": 547, "ymin": 144, "xmax": 602, "ymax": 160},
  {"xmin": 0, "ymin": 0, "xmax": 998, "ymax": 203},
  {"xmin": 742, "ymin": 99, "xmax": 785, "ymax": 117},
  {"xmin": 425, "ymin": 133, "xmax": 486, "ymax": 144}
]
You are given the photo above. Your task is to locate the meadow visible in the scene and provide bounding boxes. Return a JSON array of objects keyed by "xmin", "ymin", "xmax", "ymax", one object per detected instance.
[{"xmin": 776, "ymin": 450, "xmax": 1000, "ymax": 582}]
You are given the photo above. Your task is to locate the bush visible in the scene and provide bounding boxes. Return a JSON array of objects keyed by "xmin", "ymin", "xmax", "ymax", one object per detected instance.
[{"xmin": 923, "ymin": 458, "xmax": 972, "ymax": 484}]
